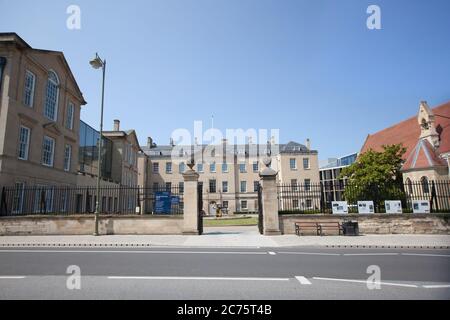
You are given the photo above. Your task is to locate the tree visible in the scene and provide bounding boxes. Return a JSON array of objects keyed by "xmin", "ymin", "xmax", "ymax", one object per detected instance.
[{"xmin": 339, "ymin": 144, "xmax": 407, "ymax": 211}]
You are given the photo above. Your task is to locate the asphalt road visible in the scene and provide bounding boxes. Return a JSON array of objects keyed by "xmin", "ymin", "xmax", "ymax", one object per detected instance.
[{"xmin": 0, "ymin": 247, "xmax": 449, "ymax": 300}]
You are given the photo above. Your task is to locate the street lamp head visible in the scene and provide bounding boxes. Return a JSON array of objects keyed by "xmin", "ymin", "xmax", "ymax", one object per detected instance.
[{"xmin": 89, "ymin": 53, "xmax": 104, "ymax": 69}]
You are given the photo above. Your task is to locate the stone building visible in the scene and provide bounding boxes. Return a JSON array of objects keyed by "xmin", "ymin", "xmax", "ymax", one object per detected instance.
[
  {"xmin": 360, "ymin": 100, "xmax": 450, "ymax": 182},
  {"xmin": 139, "ymin": 138, "xmax": 320, "ymax": 215},
  {"xmin": 0, "ymin": 33, "xmax": 86, "ymax": 188}
]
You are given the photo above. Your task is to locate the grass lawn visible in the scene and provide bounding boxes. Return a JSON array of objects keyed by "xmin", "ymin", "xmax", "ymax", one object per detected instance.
[{"xmin": 204, "ymin": 217, "xmax": 259, "ymax": 227}]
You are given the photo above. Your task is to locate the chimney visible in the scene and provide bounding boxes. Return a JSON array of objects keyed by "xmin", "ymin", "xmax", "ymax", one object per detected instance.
[
  {"xmin": 147, "ymin": 137, "xmax": 153, "ymax": 148},
  {"xmin": 306, "ymin": 139, "xmax": 311, "ymax": 150},
  {"xmin": 113, "ymin": 119, "xmax": 120, "ymax": 131}
]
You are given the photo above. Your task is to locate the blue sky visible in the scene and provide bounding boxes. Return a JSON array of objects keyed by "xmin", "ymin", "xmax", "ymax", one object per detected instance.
[{"xmin": 1, "ymin": 0, "xmax": 449, "ymax": 162}]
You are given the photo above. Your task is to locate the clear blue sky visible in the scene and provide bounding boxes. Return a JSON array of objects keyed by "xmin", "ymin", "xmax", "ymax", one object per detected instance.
[{"xmin": 1, "ymin": 0, "xmax": 449, "ymax": 162}]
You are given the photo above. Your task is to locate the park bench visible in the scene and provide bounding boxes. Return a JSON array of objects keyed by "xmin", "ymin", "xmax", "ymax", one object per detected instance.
[
  {"xmin": 317, "ymin": 220, "xmax": 344, "ymax": 236},
  {"xmin": 294, "ymin": 221, "xmax": 320, "ymax": 236}
]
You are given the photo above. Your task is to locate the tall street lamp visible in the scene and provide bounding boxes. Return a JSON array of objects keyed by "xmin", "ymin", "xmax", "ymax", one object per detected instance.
[{"xmin": 90, "ymin": 53, "xmax": 106, "ymax": 236}]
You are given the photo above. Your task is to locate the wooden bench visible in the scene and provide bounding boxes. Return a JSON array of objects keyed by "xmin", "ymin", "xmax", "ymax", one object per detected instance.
[
  {"xmin": 317, "ymin": 220, "xmax": 343, "ymax": 236},
  {"xmin": 295, "ymin": 221, "xmax": 320, "ymax": 236}
]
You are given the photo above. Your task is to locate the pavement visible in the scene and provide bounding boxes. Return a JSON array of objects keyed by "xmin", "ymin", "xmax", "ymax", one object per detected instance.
[
  {"xmin": 0, "ymin": 246, "xmax": 449, "ymax": 299},
  {"xmin": 0, "ymin": 226, "xmax": 449, "ymax": 249}
]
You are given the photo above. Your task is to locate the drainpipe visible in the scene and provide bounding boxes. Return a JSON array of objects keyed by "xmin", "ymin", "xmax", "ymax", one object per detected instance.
[{"xmin": 0, "ymin": 57, "xmax": 6, "ymax": 96}]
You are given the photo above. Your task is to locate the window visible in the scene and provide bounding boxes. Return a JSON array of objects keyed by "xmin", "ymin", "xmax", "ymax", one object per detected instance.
[
  {"xmin": 197, "ymin": 163, "xmax": 204, "ymax": 173},
  {"xmin": 165, "ymin": 182, "xmax": 172, "ymax": 192},
  {"xmin": 290, "ymin": 158, "xmax": 297, "ymax": 170},
  {"xmin": 23, "ymin": 70, "xmax": 35, "ymax": 107},
  {"xmin": 179, "ymin": 182, "xmax": 184, "ymax": 194},
  {"xmin": 60, "ymin": 188, "xmax": 68, "ymax": 213},
  {"xmin": 304, "ymin": 179, "xmax": 311, "ymax": 191},
  {"xmin": 240, "ymin": 181, "xmax": 247, "ymax": 193},
  {"xmin": 12, "ymin": 182, "xmax": 25, "ymax": 213},
  {"xmin": 253, "ymin": 162, "xmax": 259, "ymax": 172},
  {"xmin": 222, "ymin": 201, "xmax": 229, "ymax": 208},
  {"xmin": 153, "ymin": 182, "xmax": 159, "ymax": 190},
  {"xmin": 166, "ymin": 162, "xmax": 172, "ymax": 174},
  {"xmin": 209, "ymin": 179, "xmax": 217, "ymax": 193},
  {"xmin": 222, "ymin": 181, "xmax": 228, "ymax": 193},
  {"xmin": 63, "ymin": 144, "xmax": 72, "ymax": 172},
  {"xmin": 306, "ymin": 199, "xmax": 313, "ymax": 209},
  {"xmin": 303, "ymin": 158, "xmax": 310, "ymax": 169},
  {"xmin": 293, "ymin": 199, "xmax": 299, "ymax": 209},
  {"xmin": 44, "ymin": 71, "xmax": 59, "ymax": 121},
  {"xmin": 239, "ymin": 163, "xmax": 246, "ymax": 173},
  {"xmin": 291, "ymin": 179, "xmax": 298, "ymax": 191},
  {"xmin": 18, "ymin": 126, "xmax": 30, "ymax": 160},
  {"xmin": 210, "ymin": 162, "xmax": 216, "ymax": 173},
  {"xmin": 42, "ymin": 136, "xmax": 55, "ymax": 167},
  {"xmin": 241, "ymin": 200, "xmax": 248, "ymax": 210},
  {"xmin": 421, "ymin": 176, "xmax": 429, "ymax": 194},
  {"xmin": 65, "ymin": 102, "xmax": 74, "ymax": 130},
  {"xmin": 222, "ymin": 163, "xmax": 228, "ymax": 173},
  {"xmin": 152, "ymin": 162, "xmax": 159, "ymax": 173},
  {"xmin": 179, "ymin": 162, "xmax": 185, "ymax": 173},
  {"xmin": 254, "ymin": 181, "xmax": 259, "ymax": 192},
  {"xmin": 34, "ymin": 186, "xmax": 54, "ymax": 213}
]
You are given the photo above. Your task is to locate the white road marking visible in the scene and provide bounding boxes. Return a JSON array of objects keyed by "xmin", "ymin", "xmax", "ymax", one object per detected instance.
[
  {"xmin": 402, "ymin": 253, "xmax": 450, "ymax": 258},
  {"xmin": 312, "ymin": 277, "xmax": 418, "ymax": 288},
  {"xmin": 343, "ymin": 253, "xmax": 400, "ymax": 256},
  {"xmin": 108, "ymin": 276, "xmax": 289, "ymax": 281},
  {"xmin": 0, "ymin": 276, "xmax": 26, "ymax": 279},
  {"xmin": 422, "ymin": 284, "xmax": 450, "ymax": 289},
  {"xmin": 0, "ymin": 250, "xmax": 266, "ymax": 255},
  {"xmin": 295, "ymin": 276, "xmax": 312, "ymax": 285},
  {"xmin": 278, "ymin": 252, "xmax": 341, "ymax": 256},
  {"xmin": 268, "ymin": 251, "xmax": 276, "ymax": 255}
]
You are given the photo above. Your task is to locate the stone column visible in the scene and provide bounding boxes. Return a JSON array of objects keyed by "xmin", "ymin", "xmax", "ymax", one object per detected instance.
[
  {"xmin": 182, "ymin": 162, "xmax": 200, "ymax": 235},
  {"xmin": 259, "ymin": 158, "xmax": 282, "ymax": 235}
]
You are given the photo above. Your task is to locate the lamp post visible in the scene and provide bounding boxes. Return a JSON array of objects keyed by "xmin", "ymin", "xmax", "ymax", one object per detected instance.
[{"xmin": 90, "ymin": 53, "xmax": 106, "ymax": 236}]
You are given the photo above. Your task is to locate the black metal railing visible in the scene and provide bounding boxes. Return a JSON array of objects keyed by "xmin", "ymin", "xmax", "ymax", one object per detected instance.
[
  {"xmin": 278, "ymin": 180, "xmax": 450, "ymax": 214},
  {"xmin": 0, "ymin": 185, "xmax": 184, "ymax": 217}
]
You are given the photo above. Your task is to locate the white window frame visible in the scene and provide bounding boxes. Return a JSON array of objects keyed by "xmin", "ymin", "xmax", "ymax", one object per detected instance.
[
  {"xmin": 64, "ymin": 144, "xmax": 72, "ymax": 172},
  {"xmin": 152, "ymin": 162, "xmax": 159, "ymax": 173},
  {"xmin": 241, "ymin": 200, "xmax": 248, "ymax": 210},
  {"xmin": 240, "ymin": 181, "xmax": 247, "ymax": 193},
  {"xmin": 42, "ymin": 136, "xmax": 55, "ymax": 167},
  {"xmin": 222, "ymin": 181, "xmax": 228, "ymax": 193},
  {"xmin": 197, "ymin": 163, "xmax": 204, "ymax": 173},
  {"xmin": 210, "ymin": 162, "xmax": 216, "ymax": 173},
  {"xmin": 239, "ymin": 163, "xmax": 246, "ymax": 173},
  {"xmin": 18, "ymin": 126, "xmax": 31, "ymax": 160},
  {"xmin": 253, "ymin": 161, "xmax": 259, "ymax": 172},
  {"xmin": 303, "ymin": 158, "xmax": 310, "ymax": 170},
  {"xmin": 166, "ymin": 162, "xmax": 172, "ymax": 174},
  {"xmin": 66, "ymin": 102, "xmax": 74, "ymax": 130},
  {"xmin": 290, "ymin": 158, "xmax": 297, "ymax": 170},
  {"xmin": 222, "ymin": 163, "xmax": 228, "ymax": 173},
  {"xmin": 44, "ymin": 71, "xmax": 59, "ymax": 122},
  {"xmin": 23, "ymin": 70, "xmax": 36, "ymax": 108}
]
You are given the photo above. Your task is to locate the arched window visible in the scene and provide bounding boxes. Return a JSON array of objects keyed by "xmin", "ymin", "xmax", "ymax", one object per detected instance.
[
  {"xmin": 421, "ymin": 176, "xmax": 430, "ymax": 194},
  {"xmin": 44, "ymin": 71, "xmax": 59, "ymax": 121},
  {"xmin": 405, "ymin": 178, "xmax": 413, "ymax": 194}
]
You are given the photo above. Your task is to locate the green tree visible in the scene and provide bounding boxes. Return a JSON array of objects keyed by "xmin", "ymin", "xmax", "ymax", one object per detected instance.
[{"xmin": 339, "ymin": 144, "xmax": 407, "ymax": 211}]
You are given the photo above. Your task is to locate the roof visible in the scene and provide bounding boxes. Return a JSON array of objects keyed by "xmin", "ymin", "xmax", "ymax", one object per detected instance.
[
  {"xmin": 0, "ymin": 33, "xmax": 87, "ymax": 105},
  {"xmin": 103, "ymin": 130, "xmax": 143, "ymax": 152},
  {"xmin": 142, "ymin": 141, "xmax": 318, "ymax": 158},
  {"xmin": 360, "ymin": 101, "xmax": 450, "ymax": 159},
  {"xmin": 402, "ymin": 139, "xmax": 447, "ymax": 171}
]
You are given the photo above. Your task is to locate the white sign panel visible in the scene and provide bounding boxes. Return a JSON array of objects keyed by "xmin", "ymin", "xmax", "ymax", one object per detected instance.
[
  {"xmin": 385, "ymin": 201, "xmax": 402, "ymax": 214},
  {"xmin": 358, "ymin": 201, "xmax": 375, "ymax": 214},
  {"xmin": 332, "ymin": 201, "xmax": 348, "ymax": 214},
  {"xmin": 413, "ymin": 200, "xmax": 430, "ymax": 214}
]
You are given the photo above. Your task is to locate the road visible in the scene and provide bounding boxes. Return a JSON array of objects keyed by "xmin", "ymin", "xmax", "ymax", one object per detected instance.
[{"xmin": 0, "ymin": 246, "xmax": 449, "ymax": 300}]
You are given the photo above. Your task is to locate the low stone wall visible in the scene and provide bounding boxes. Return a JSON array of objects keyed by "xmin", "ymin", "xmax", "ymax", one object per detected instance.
[
  {"xmin": 279, "ymin": 214, "xmax": 450, "ymax": 235},
  {"xmin": 0, "ymin": 215, "xmax": 184, "ymax": 236}
]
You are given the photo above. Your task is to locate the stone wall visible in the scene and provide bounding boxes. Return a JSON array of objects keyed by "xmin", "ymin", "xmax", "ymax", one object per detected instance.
[
  {"xmin": 0, "ymin": 215, "xmax": 184, "ymax": 236},
  {"xmin": 279, "ymin": 214, "xmax": 450, "ymax": 235}
]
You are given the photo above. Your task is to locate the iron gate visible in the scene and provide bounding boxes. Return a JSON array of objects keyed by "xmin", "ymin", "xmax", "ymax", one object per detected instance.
[
  {"xmin": 198, "ymin": 183, "xmax": 203, "ymax": 235},
  {"xmin": 257, "ymin": 183, "xmax": 264, "ymax": 235}
]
